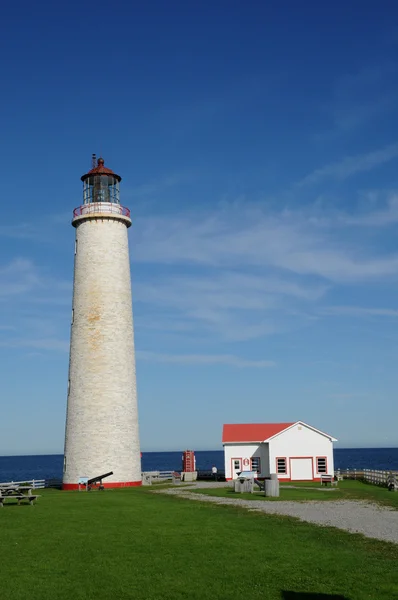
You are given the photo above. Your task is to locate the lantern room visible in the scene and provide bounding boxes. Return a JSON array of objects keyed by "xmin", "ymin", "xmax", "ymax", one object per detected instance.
[{"xmin": 81, "ymin": 155, "xmax": 121, "ymax": 205}]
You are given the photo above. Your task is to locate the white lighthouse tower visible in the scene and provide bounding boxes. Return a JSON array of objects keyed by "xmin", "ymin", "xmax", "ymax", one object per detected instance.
[{"xmin": 63, "ymin": 156, "xmax": 141, "ymax": 489}]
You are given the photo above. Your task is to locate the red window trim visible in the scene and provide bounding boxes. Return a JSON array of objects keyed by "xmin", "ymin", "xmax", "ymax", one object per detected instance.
[
  {"xmin": 316, "ymin": 456, "xmax": 328, "ymax": 474},
  {"xmin": 250, "ymin": 457, "xmax": 261, "ymax": 472},
  {"xmin": 276, "ymin": 456, "xmax": 287, "ymax": 474}
]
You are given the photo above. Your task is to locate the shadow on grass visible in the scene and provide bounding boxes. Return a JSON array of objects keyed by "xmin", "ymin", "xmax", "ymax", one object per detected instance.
[
  {"xmin": 282, "ymin": 592, "xmax": 349, "ymax": 599},
  {"xmin": 0, "ymin": 500, "xmax": 38, "ymax": 508}
]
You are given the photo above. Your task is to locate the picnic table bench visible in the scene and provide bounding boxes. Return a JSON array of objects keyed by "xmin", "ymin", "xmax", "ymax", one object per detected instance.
[
  {"xmin": 320, "ymin": 474, "xmax": 338, "ymax": 487},
  {"xmin": 0, "ymin": 486, "xmax": 40, "ymax": 507}
]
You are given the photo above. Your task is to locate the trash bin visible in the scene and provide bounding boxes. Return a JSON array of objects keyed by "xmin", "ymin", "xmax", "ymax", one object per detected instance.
[
  {"xmin": 265, "ymin": 473, "xmax": 280, "ymax": 497},
  {"xmin": 234, "ymin": 472, "xmax": 254, "ymax": 493}
]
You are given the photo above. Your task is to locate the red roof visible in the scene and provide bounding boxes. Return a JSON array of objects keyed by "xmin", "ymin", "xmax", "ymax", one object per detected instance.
[
  {"xmin": 222, "ymin": 423, "xmax": 295, "ymax": 443},
  {"xmin": 81, "ymin": 157, "xmax": 121, "ymax": 182}
]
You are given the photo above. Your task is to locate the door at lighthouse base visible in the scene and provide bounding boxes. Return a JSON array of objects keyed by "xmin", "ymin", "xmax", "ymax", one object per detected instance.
[{"xmin": 290, "ymin": 458, "xmax": 313, "ymax": 481}]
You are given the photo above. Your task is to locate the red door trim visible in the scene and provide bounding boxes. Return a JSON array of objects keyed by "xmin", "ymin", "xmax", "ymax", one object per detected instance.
[{"xmin": 231, "ymin": 457, "xmax": 242, "ymax": 479}]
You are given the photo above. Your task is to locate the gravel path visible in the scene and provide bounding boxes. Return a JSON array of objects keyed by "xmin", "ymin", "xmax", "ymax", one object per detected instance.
[{"xmin": 158, "ymin": 483, "xmax": 398, "ymax": 544}]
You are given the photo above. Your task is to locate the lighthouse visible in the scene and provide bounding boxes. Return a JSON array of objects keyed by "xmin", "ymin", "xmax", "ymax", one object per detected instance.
[{"xmin": 63, "ymin": 156, "xmax": 141, "ymax": 489}]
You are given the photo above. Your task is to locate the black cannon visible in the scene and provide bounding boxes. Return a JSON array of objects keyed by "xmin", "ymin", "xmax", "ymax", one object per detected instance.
[{"xmin": 87, "ymin": 471, "xmax": 113, "ymax": 490}]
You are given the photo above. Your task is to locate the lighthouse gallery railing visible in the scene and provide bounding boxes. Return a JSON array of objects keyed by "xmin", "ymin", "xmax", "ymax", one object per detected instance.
[{"xmin": 73, "ymin": 202, "xmax": 130, "ymax": 218}]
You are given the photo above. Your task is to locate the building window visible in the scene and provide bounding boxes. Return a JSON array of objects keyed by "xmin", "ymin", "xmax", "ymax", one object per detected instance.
[
  {"xmin": 71, "ymin": 308, "xmax": 74, "ymax": 325},
  {"xmin": 67, "ymin": 379, "xmax": 70, "ymax": 396},
  {"xmin": 74, "ymin": 239, "xmax": 78, "ymax": 255},
  {"xmin": 276, "ymin": 457, "xmax": 287, "ymax": 474},
  {"xmin": 251, "ymin": 457, "xmax": 261, "ymax": 472},
  {"xmin": 316, "ymin": 457, "xmax": 327, "ymax": 473},
  {"xmin": 63, "ymin": 456, "xmax": 66, "ymax": 473},
  {"xmin": 233, "ymin": 459, "xmax": 241, "ymax": 471}
]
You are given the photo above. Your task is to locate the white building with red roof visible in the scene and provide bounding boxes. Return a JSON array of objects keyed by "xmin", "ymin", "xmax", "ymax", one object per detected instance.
[{"xmin": 222, "ymin": 422, "xmax": 337, "ymax": 481}]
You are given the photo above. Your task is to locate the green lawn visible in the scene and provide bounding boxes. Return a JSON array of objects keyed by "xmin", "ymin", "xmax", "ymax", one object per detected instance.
[
  {"xmin": 192, "ymin": 479, "xmax": 398, "ymax": 507},
  {"xmin": 192, "ymin": 485, "xmax": 345, "ymax": 502},
  {"xmin": 0, "ymin": 486, "xmax": 397, "ymax": 600},
  {"xmin": 197, "ymin": 480, "xmax": 398, "ymax": 508}
]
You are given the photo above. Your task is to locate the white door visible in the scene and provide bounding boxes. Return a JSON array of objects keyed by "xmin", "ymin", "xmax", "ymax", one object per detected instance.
[
  {"xmin": 290, "ymin": 458, "xmax": 313, "ymax": 481},
  {"xmin": 231, "ymin": 458, "xmax": 242, "ymax": 479}
]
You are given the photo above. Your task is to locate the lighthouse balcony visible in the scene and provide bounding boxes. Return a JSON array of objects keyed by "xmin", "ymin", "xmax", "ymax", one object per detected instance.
[
  {"xmin": 73, "ymin": 202, "xmax": 130, "ymax": 218},
  {"xmin": 72, "ymin": 202, "xmax": 131, "ymax": 226}
]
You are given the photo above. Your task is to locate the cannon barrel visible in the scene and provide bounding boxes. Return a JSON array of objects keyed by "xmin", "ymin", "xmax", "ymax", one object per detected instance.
[{"xmin": 87, "ymin": 471, "xmax": 114, "ymax": 485}]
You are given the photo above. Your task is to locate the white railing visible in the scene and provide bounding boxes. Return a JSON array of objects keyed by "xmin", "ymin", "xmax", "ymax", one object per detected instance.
[
  {"xmin": 334, "ymin": 469, "xmax": 398, "ymax": 489},
  {"xmin": 73, "ymin": 202, "xmax": 130, "ymax": 219},
  {"xmin": 334, "ymin": 468, "xmax": 361, "ymax": 480},
  {"xmin": 142, "ymin": 471, "xmax": 180, "ymax": 485},
  {"xmin": 0, "ymin": 479, "xmax": 46, "ymax": 489},
  {"xmin": 363, "ymin": 469, "xmax": 398, "ymax": 487}
]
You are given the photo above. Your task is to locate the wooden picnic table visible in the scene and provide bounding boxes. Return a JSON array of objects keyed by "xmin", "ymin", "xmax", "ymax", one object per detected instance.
[
  {"xmin": 17, "ymin": 486, "xmax": 34, "ymax": 494},
  {"xmin": 0, "ymin": 485, "xmax": 32, "ymax": 494},
  {"xmin": 0, "ymin": 485, "xmax": 39, "ymax": 506},
  {"xmin": 320, "ymin": 475, "xmax": 338, "ymax": 487}
]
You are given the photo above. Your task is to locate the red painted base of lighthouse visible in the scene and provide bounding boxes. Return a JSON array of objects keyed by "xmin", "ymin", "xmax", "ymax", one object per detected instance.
[{"xmin": 62, "ymin": 481, "xmax": 142, "ymax": 490}]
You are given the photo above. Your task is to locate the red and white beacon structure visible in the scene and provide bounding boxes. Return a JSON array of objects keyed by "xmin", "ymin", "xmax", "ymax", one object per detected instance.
[{"xmin": 63, "ymin": 155, "xmax": 141, "ymax": 489}]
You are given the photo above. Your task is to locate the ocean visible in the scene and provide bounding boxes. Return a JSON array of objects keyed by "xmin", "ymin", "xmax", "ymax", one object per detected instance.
[{"xmin": 0, "ymin": 447, "xmax": 397, "ymax": 482}]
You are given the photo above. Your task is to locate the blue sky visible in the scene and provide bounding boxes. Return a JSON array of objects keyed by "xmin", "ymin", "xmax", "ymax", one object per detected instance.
[{"xmin": 1, "ymin": 1, "xmax": 398, "ymax": 454}]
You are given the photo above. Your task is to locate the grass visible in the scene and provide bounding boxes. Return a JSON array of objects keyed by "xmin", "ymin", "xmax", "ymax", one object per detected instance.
[
  {"xmin": 192, "ymin": 480, "xmax": 398, "ymax": 508},
  {"xmin": 0, "ymin": 486, "xmax": 397, "ymax": 599},
  {"xmin": 192, "ymin": 485, "xmax": 345, "ymax": 502}
]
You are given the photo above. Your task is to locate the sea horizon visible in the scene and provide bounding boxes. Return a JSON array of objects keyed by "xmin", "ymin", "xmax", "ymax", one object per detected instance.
[
  {"xmin": 1, "ymin": 447, "xmax": 398, "ymax": 483},
  {"xmin": 1, "ymin": 445, "xmax": 398, "ymax": 458}
]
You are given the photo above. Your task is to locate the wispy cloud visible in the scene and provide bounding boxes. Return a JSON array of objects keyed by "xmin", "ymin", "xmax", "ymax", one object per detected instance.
[
  {"xmin": 0, "ymin": 338, "xmax": 69, "ymax": 352},
  {"xmin": 0, "ymin": 212, "xmax": 70, "ymax": 241},
  {"xmin": 128, "ymin": 194, "xmax": 398, "ymax": 341},
  {"xmin": 132, "ymin": 200, "xmax": 398, "ymax": 282},
  {"xmin": 0, "ymin": 257, "xmax": 71, "ymax": 354},
  {"xmin": 0, "ymin": 258, "xmax": 71, "ymax": 300},
  {"xmin": 134, "ymin": 271, "xmax": 326, "ymax": 341},
  {"xmin": 331, "ymin": 94, "xmax": 398, "ymax": 133},
  {"xmin": 298, "ymin": 143, "xmax": 398, "ymax": 186},
  {"xmin": 328, "ymin": 392, "xmax": 367, "ymax": 400},
  {"xmin": 4, "ymin": 186, "xmax": 398, "ymax": 355},
  {"xmin": 322, "ymin": 306, "xmax": 398, "ymax": 318},
  {"xmin": 0, "ymin": 259, "xmax": 42, "ymax": 297},
  {"xmin": 125, "ymin": 172, "xmax": 195, "ymax": 198},
  {"xmin": 315, "ymin": 63, "xmax": 398, "ymax": 139},
  {"xmin": 338, "ymin": 193, "xmax": 398, "ymax": 227},
  {"xmin": 0, "ymin": 224, "xmax": 42, "ymax": 241},
  {"xmin": 136, "ymin": 272, "xmax": 326, "ymax": 309},
  {"xmin": 136, "ymin": 351, "xmax": 275, "ymax": 368}
]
